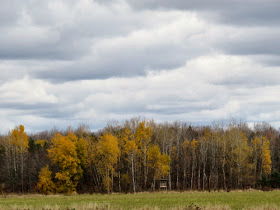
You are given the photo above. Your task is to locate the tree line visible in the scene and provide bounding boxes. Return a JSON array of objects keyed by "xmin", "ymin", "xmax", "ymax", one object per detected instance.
[{"xmin": 0, "ymin": 118, "xmax": 280, "ymax": 194}]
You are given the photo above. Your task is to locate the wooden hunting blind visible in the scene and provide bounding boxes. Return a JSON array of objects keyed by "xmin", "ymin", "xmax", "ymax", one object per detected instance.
[{"xmin": 159, "ymin": 178, "xmax": 167, "ymax": 190}]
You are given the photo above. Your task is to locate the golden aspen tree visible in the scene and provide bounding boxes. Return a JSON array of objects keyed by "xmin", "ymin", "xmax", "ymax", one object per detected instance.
[
  {"xmin": 124, "ymin": 139, "xmax": 139, "ymax": 192},
  {"xmin": 147, "ymin": 145, "xmax": 161, "ymax": 190},
  {"xmin": 48, "ymin": 132, "xmax": 83, "ymax": 194},
  {"xmin": 122, "ymin": 128, "xmax": 139, "ymax": 193},
  {"xmin": 261, "ymin": 137, "xmax": 272, "ymax": 175},
  {"xmin": 94, "ymin": 133, "xmax": 120, "ymax": 193},
  {"xmin": 37, "ymin": 165, "xmax": 55, "ymax": 194},
  {"xmin": 76, "ymin": 137, "xmax": 89, "ymax": 167},
  {"xmin": 233, "ymin": 132, "xmax": 252, "ymax": 187},
  {"xmin": 77, "ymin": 131, "xmax": 101, "ymax": 191},
  {"xmin": 135, "ymin": 121, "xmax": 152, "ymax": 190},
  {"xmin": 252, "ymin": 137, "xmax": 261, "ymax": 182},
  {"xmin": 147, "ymin": 145, "xmax": 170, "ymax": 190},
  {"xmin": 225, "ymin": 128, "xmax": 253, "ymax": 188},
  {"xmin": 159, "ymin": 153, "xmax": 171, "ymax": 178},
  {"xmin": 9, "ymin": 125, "xmax": 28, "ymax": 192},
  {"xmin": 116, "ymin": 127, "xmax": 130, "ymax": 192}
]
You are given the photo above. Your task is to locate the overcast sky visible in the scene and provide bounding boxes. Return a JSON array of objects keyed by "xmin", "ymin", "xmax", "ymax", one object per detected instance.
[{"xmin": 1, "ymin": 0, "xmax": 280, "ymax": 133}]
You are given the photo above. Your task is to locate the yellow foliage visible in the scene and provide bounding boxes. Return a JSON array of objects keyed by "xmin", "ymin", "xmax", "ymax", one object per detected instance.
[
  {"xmin": 147, "ymin": 145, "xmax": 161, "ymax": 164},
  {"xmin": 48, "ymin": 132, "xmax": 83, "ymax": 193},
  {"xmin": 36, "ymin": 140, "xmax": 46, "ymax": 147},
  {"xmin": 76, "ymin": 137, "xmax": 89, "ymax": 167},
  {"xmin": 37, "ymin": 165, "xmax": 56, "ymax": 194},
  {"xmin": 191, "ymin": 139, "xmax": 199, "ymax": 151},
  {"xmin": 124, "ymin": 139, "xmax": 139, "ymax": 157},
  {"xmin": 10, "ymin": 125, "xmax": 29, "ymax": 153},
  {"xmin": 183, "ymin": 139, "xmax": 189, "ymax": 150},
  {"xmin": 232, "ymin": 132, "xmax": 251, "ymax": 169},
  {"xmin": 95, "ymin": 133, "xmax": 120, "ymax": 172},
  {"xmin": 120, "ymin": 127, "xmax": 139, "ymax": 162},
  {"xmin": 118, "ymin": 128, "xmax": 131, "ymax": 150},
  {"xmin": 135, "ymin": 121, "xmax": 152, "ymax": 149},
  {"xmin": 159, "ymin": 153, "xmax": 171, "ymax": 177},
  {"xmin": 202, "ymin": 127, "xmax": 211, "ymax": 141},
  {"xmin": 94, "ymin": 133, "xmax": 120, "ymax": 192},
  {"xmin": 252, "ymin": 137, "xmax": 261, "ymax": 147},
  {"xmin": 147, "ymin": 145, "xmax": 170, "ymax": 180},
  {"xmin": 119, "ymin": 128, "xmax": 139, "ymax": 160},
  {"xmin": 261, "ymin": 137, "xmax": 272, "ymax": 175}
]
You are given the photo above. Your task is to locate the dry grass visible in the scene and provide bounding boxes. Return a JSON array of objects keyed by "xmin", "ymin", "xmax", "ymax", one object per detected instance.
[
  {"xmin": 0, "ymin": 191, "xmax": 279, "ymax": 210},
  {"xmin": 0, "ymin": 204, "xmax": 278, "ymax": 210}
]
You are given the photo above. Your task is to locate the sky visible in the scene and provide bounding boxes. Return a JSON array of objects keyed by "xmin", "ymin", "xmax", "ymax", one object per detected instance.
[{"xmin": 1, "ymin": 0, "xmax": 280, "ymax": 133}]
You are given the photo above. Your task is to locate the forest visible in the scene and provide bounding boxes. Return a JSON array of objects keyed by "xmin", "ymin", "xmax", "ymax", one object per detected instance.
[{"xmin": 0, "ymin": 118, "xmax": 280, "ymax": 194}]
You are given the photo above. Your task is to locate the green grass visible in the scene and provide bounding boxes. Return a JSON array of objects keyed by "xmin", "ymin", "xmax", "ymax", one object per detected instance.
[{"xmin": 0, "ymin": 190, "xmax": 279, "ymax": 209}]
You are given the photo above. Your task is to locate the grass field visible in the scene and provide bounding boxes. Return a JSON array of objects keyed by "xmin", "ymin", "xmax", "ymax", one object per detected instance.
[{"xmin": 0, "ymin": 190, "xmax": 280, "ymax": 210}]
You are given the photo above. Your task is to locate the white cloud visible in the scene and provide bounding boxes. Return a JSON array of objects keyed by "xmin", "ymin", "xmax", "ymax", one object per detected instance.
[
  {"xmin": 3, "ymin": 54, "xmax": 280, "ymax": 131},
  {"xmin": 0, "ymin": 77, "xmax": 57, "ymax": 104}
]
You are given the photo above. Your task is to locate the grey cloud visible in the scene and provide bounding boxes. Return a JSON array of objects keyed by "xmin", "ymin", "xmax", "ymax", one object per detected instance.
[
  {"xmin": 0, "ymin": 100, "xmax": 81, "ymax": 120},
  {"xmin": 32, "ymin": 108, "xmax": 76, "ymax": 119},
  {"xmin": 1, "ymin": 0, "xmax": 279, "ymax": 83},
  {"xmin": 33, "ymin": 45, "xmax": 189, "ymax": 81},
  {"xmin": 213, "ymin": 67, "xmax": 280, "ymax": 87},
  {"xmin": 146, "ymin": 102, "xmax": 218, "ymax": 115},
  {"xmin": 0, "ymin": 5, "xmax": 96, "ymax": 60},
  {"xmin": 0, "ymin": 0, "xmax": 25, "ymax": 26},
  {"xmin": 128, "ymin": 0, "xmax": 280, "ymax": 26},
  {"xmin": 257, "ymin": 56, "xmax": 280, "ymax": 67},
  {"xmin": 221, "ymin": 31, "xmax": 280, "ymax": 56},
  {"xmin": 32, "ymin": 30, "xmax": 210, "ymax": 81},
  {"xmin": 0, "ymin": 102, "xmax": 56, "ymax": 111},
  {"xmin": 0, "ymin": 0, "xmax": 155, "ymax": 60},
  {"xmin": 0, "ymin": 25, "xmax": 91, "ymax": 60}
]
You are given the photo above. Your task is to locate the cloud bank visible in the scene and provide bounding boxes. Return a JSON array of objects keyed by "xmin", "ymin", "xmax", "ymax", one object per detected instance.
[{"xmin": 1, "ymin": 0, "xmax": 280, "ymax": 133}]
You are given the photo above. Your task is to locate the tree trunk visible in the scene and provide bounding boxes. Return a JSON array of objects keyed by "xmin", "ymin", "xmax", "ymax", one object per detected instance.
[
  {"xmin": 131, "ymin": 153, "xmax": 136, "ymax": 193},
  {"xmin": 118, "ymin": 155, "xmax": 121, "ymax": 192},
  {"xmin": 106, "ymin": 168, "xmax": 109, "ymax": 193},
  {"xmin": 191, "ymin": 157, "xmax": 194, "ymax": 190},
  {"xmin": 21, "ymin": 152, "xmax": 24, "ymax": 193},
  {"xmin": 168, "ymin": 169, "xmax": 172, "ymax": 191},
  {"xmin": 13, "ymin": 149, "xmax": 16, "ymax": 192},
  {"xmin": 176, "ymin": 166, "xmax": 179, "ymax": 190},
  {"xmin": 198, "ymin": 163, "xmax": 200, "ymax": 190},
  {"xmin": 144, "ymin": 148, "xmax": 147, "ymax": 190},
  {"xmin": 183, "ymin": 167, "xmax": 186, "ymax": 190},
  {"xmin": 202, "ymin": 163, "xmax": 206, "ymax": 191},
  {"xmin": 111, "ymin": 171, "xmax": 114, "ymax": 193},
  {"xmin": 222, "ymin": 139, "xmax": 227, "ymax": 190}
]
